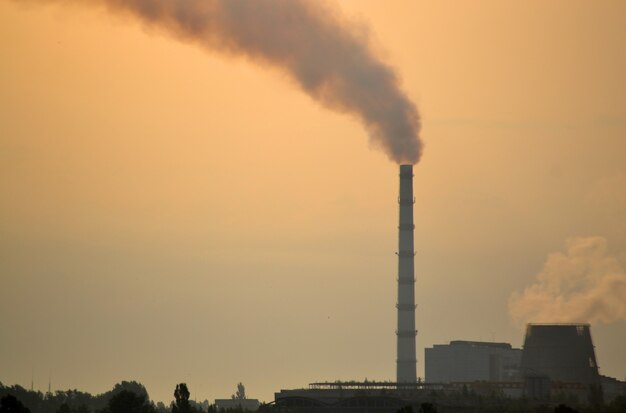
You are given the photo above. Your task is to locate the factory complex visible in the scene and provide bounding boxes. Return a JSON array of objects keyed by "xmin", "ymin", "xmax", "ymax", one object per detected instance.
[
  {"xmin": 270, "ymin": 166, "xmax": 625, "ymax": 412},
  {"xmin": 274, "ymin": 324, "xmax": 625, "ymax": 411}
]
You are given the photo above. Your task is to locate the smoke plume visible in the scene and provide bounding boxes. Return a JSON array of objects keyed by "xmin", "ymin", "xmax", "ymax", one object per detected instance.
[
  {"xmin": 509, "ymin": 237, "xmax": 626, "ymax": 326},
  {"xmin": 19, "ymin": 0, "xmax": 422, "ymax": 164}
]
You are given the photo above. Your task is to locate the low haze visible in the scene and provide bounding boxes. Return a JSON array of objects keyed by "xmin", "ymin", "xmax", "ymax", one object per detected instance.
[{"xmin": 1, "ymin": 0, "xmax": 625, "ymax": 404}]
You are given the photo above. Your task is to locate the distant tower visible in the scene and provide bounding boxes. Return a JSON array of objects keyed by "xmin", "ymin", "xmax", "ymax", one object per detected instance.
[{"xmin": 396, "ymin": 165, "xmax": 417, "ymax": 383}]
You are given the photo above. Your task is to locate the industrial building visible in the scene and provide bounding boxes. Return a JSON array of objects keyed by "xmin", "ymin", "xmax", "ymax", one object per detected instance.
[
  {"xmin": 274, "ymin": 165, "xmax": 422, "ymax": 412},
  {"xmin": 271, "ymin": 168, "xmax": 626, "ymax": 411},
  {"xmin": 520, "ymin": 323, "xmax": 602, "ymax": 402},
  {"xmin": 424, "ymin": 340, "xmax": 522, "ymax": 383},
  {"xmin": 520, "ymin": 324, "xmax": 600, "ymax": 384},
  {"xmin": 274, "ymin": 382, "xmax": 436, "ymax": 412},
  {"xmin": 215, "ymin": 399, "xmax": 260, "ymax": 411}
]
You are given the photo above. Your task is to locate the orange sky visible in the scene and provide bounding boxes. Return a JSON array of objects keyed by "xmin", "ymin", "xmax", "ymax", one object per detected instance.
[{"xmin": 1, "ymin": 0, "xmax": 625, "ymax": 403}]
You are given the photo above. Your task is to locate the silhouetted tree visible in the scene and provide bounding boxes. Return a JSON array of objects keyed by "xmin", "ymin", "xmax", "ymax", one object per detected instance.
[
  {"xmin": 56, "ymin": 403, "xmax": 72, "ymax": 413},
  {"xmin": 606, "ymin": 395, "xmax": 626, "ymax": 413},
  {"xmin": 419, "ymin": 402, "xmax": 436, "ymax": 413},
  {"xmin": 172, "ymin": 384, "xmax": 190, "ymax": 413},
  {"xmin": 554, "ymin": 404, "xmax": 578, "ymax": 413},
  {"xmin": 55, "ymin": 402, "xmax": 91, "ymax": 413},
  {"xmin": 109, "ymin": 382, "xmax": 150, "ymax": 403},
  {"xmin": 0, "ymin": 386, "xmax": 43, "ymax": 413},
  {"xmin": 75, "ymin": 405, "xmax": 89, "ymax": 413},
  {"xmin": 0, "ymin": 395, "xmax": 31, "ymax": 413},
  {"xmin": 155, "ymin": 401, "xmax": 168, "ymax": 413},
  {"xmin": 231, "ymin": 384, "xmax": 246, "ymax": 401},
  {"xmin": 101, "ymin": 390, "xmax": 154, "ymax": 413},
  {"xmin": 0, "ymin": 381, "xmax": 162, "ymax": 413}
]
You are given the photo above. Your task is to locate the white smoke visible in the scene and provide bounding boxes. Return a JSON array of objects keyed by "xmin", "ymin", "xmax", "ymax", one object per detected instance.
[
  {"xmin": 509, "ymin": 236, "xmax": 626, "ymax": 325},
  {"xmin": 17, "ymin": 0, "xmax": 422, "ymax": 164}
]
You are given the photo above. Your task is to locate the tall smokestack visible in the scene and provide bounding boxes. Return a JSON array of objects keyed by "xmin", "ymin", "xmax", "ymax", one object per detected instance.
[{"xmin": 396, "ymin": 164, "xmax": 417, "ymax": 384}]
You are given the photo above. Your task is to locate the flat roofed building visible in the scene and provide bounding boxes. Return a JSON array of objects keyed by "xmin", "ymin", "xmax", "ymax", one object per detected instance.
[
  {"xmin": 425, "ymin": 341, "xmax": 522, "ymax": 383},
  {"xmin": 214, "ymin": 399, "xmax": 260, "ymax": 411}
]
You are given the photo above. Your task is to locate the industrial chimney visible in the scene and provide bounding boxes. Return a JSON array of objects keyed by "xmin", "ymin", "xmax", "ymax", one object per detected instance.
[{"xmin": 396, "ymin": 164, "xmax": 417, "ymax": 384}]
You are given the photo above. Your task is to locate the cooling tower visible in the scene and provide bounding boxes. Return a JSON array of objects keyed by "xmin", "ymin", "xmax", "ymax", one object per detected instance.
[
  {"xmin": 396, "ymin": 165, "xmax": 417, "ymax": 383},
  {"xmin": 521, "ymin": 324, "xmax": 600, "ymax": 385}
]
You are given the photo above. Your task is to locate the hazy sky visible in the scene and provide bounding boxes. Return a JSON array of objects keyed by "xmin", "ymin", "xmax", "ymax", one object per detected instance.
[{"xmin": 1, "ymin": 0, "xmax": 626, "ymax": 404}]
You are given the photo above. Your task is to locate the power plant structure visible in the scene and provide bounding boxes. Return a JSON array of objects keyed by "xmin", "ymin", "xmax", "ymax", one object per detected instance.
[
  {"xmin": 273, "ymin": 165, "xmax": 427, "ymax": 411},
  {"xmin": 521, "ymin": 324, "xmax": 600, "ymax": 385},
  {"xmin": 425, "ymin": 340, "xmax": 522, "ymax": 383},
  {"xmin": 520, "ymin": 323, "xmax": 602, "ymax": 401},
  {"xmin": 396, "ymin": 164, "xmax": 418, "ymax": 384},
  {"xmin": 271, "ymin": 168, "xmax": 625, "ymax": 412}
]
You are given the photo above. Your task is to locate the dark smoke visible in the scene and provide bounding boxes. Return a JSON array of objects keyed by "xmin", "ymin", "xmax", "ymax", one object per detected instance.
[{"xmin": 19, "ymin": 0, "xmax": 423, "ymax": 164}]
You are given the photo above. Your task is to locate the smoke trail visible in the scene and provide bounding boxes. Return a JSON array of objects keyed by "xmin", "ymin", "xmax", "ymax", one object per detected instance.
[
  {"xmin": 509, "ymin": 237, "xmax": 626, "ymax": 326},
  {"xmin": 18, "ymin": 0, "xmax": 422, "ymax": 164}
]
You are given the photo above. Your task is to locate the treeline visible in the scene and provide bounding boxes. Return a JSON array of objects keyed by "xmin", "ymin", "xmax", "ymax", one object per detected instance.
[{"xmin": 0, "ymin": 381, "xmax": 218, "ymax": 413}]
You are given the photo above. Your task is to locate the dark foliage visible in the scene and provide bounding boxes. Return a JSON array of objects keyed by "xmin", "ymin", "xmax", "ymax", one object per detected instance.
[
  {"xmin": 55, "ymin": 404, "xmax": 71, "ymax": 413},
  {"xmin": 418, "ymin": 402, "xmax": 436, "ymax": 413},
  {"xmin": 604, "ymin": 395, "xmax": 626, "ymax": 413},
  {"xmin": 1, "ymin": 395, "xmax": 31, "ymax": 413},
  {"xmin": 0, "ymin": 381, "xmax": 152, "ymax": 413},
  {"xmin": 172, "ymin": 384, "xmax": 203, "ymax": 413},
  {"xmin": 172, "ymin": 384, "xmax": 190, "ymax": 413},
  {"xmin": 554, "ymin": 404, "xmax": 578, "ymax": 413},
  {"xmin": 101, "ymin": 390, "xmax": 155, "ymax": 413},
  {"xmin": 55, "ymin": 402, "xmax": 90, "ymax": 413},
  {"xmin": 231, "ymin": 385, "xmax": 245, "ymax": 401}
]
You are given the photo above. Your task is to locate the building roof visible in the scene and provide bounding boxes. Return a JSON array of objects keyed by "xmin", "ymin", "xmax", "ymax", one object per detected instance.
[{"xmin": 445, "ymin": 340, "xmax": 514, "ymax": 349}]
